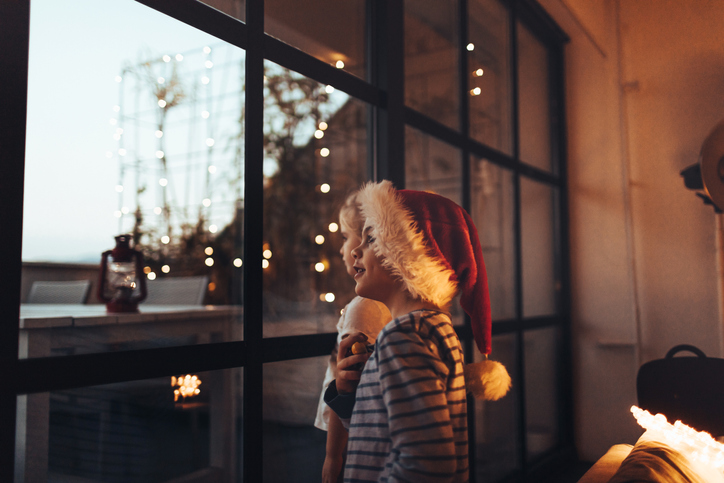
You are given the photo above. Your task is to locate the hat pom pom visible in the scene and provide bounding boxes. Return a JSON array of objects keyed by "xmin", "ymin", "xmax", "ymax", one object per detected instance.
[{"xmin": 464, "ymin": 359, "xmax": 511, "ymax": 401}]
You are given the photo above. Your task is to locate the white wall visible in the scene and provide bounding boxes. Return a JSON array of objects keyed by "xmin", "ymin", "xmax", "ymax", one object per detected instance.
[{"xmin": 539, "ymin": 0, "xmax": 724, "ymax": 462}]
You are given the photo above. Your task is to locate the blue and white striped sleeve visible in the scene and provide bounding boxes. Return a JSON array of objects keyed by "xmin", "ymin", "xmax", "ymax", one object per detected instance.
[{"xmin": 377, "ymin": 321, "xmax": 458, "ymax": 482}]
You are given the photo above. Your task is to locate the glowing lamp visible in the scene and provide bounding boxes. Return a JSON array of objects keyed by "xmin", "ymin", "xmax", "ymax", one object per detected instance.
[{"xmin": 98, "ymin": 234, "xmax": 147, "ymax": 313}]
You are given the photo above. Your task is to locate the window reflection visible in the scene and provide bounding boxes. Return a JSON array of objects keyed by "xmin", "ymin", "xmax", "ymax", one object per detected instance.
[
  {"xmin": 262, "ymin": 61, "xmax": 369, "ymax": 336},
  {"xmin": 404, "ymin": 0, "xmax": 460, "ymax": 130},
  {"xmin": 470, "ymin": 158, "xmax": 516, "ymax": 320},
  {"xmin": 16, "ymin": 369, "xmax": 242, "ymax": 482}
]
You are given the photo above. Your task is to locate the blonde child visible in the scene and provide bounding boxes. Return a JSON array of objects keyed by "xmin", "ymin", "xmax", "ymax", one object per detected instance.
[
  {"xmin": 325, "ymin": 180, "xmax": 510, "ymax": 482},
  {"xmin": 314, "ymin": 192, "xmax": 391, "ymax": 483}
]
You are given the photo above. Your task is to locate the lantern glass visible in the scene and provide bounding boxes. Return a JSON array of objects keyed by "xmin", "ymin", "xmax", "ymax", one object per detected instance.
[{"xmin": 107, "ymin": 259, "xmax": 137, "ymax": 301}]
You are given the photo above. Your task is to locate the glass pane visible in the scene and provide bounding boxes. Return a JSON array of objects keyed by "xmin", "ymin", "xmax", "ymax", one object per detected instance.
[
  {"xmin": 470, "ymin": 158, "xmax": 516, "ymax": 320},
  {"xmin": 404, "ymin": 0, "xmax": 460, "ymax": 130},
  {"xmin": 521, "ymin": 177, "xmax": 558, "ymax": 317},
  {"xmin": 517, "ymin": 21, "xmax": 553, "ymax": 172},
  {"xmin": 15, "ymin": 369, "xmax": 242, "ymax": 482},
  {"xmin": 21, "ymin": 0, "xmax": 244, "ymax": 356},
  {"xmin": 200, "ymin": 0, "xmax": 246, "ymax": 22},
  {"xmin": 266, "ymin": 0, "xmax": 367, "ymax": 80},
  {"xmin": 468, "ymin": 0, "xmax": 513, "ymax": 154},
  {"xmin": 405, "ymin": 126, "xmax": 462, "ymax": 204},
  {"xmin": 262, "ymin": 61, "xmax": 369, "ymax": 337},
  {"xmin": 525, "ymin": 327, "xmax": 560, "ymax": 459},
  {"xmin": 264, "ymin": 356, "xmax": 329, "ymax": 482},
  {"xmin": 474, "ymin": 333, "xmax": 520, "ymax": 480}
]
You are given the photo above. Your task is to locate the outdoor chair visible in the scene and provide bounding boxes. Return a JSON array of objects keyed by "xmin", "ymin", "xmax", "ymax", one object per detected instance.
[
  {"xmin": 27, "ymin": 280, "xmax": 92, "ymax": 304},
  {"xmin": 142, "ymin": 276, "xmax": 209, "ymax": 305}
]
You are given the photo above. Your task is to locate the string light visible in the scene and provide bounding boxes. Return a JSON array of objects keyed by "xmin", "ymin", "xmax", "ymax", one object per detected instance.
[
  {"xmin": 208, "ymin": 165, "xmax": 217, "ymax": 174},
  {"xmin": 163, "ymin": 55, "xmax": 171, "ymax": 62},
  {"xmin": 201, "ymin": 110, "xmax": 210, "ymax": 119},
  {"xmin": 314, "ymin": 130, "xmax": 324, "ymax": 139},
  {"xmin": 263, "ymin": 249, "xmax": 272, "ymax": 259},
  {"xmin": 159, "ymin": 178, "xmax": 168, "ymax": 186},
  {"xmin": 118, "ymin": 148, "xmax": 126, "ymax": 156},
  {"xmin": 328, "ymin": 222, "xmax": 339, "ymax": 233},
  {"xmin": 203, "ymin": 46, "xmax": 211, "ymax": 54},
  {"xmin": 115, "ymin": 185, "xmax": 124, "ymax": 193},
  {"xmin": 155, "ymin": 130, "xmax": 163, "ymax": 138},
  {"xmin": 172, "ymin": 374, "xmax": 201, "ymax": 402},
  {"xmin": 315, "ymin": 262, "xmax": 325, "ymax": 272},
  {"xmin": 319, "ymin": 122, "xmax": 328, "ymax": 130},
  {"xmin": 470, "ymin": 87, "xmax": 482, "ymax": 96},
  {"xmin": 325, "ymin": 293, "xmax": 335, "ymax": 302},
  {"xmin": 115, "ymin": 76, "xmax": 122, "ymax": 83},
  {"xmin": 262, "ymin": 259, "xmax": 269, "ymax": 269},
  {"xmin": 315, "ymin": 235, "xmax": 325, "ymax": 245},
  {"xmin": 206, "ymin": 138, "xmax": 215, "ymax": 147},
  {"xmin": 161, "ymin": 265, "xmax": 170, "ymax": 273},
  {"xmin": 209, "ymin": 224, "xmax": 218, "ymax": 233},
  {"xmin": 335, "ymin": 60, "xmax": 345, "ymax": 69},
  {"xmin": 325, "ymin": 85, "xmax": 335, "ymax": 94},
  {"xmin": 147, "ymin": 272, "xmax": 157, "ymax": 280},
  {"xmin": 175, "ymin": 54, "xmax": 184, "ymax": 61},
  {"xmin": 161, "ymin": 235, "xmax": 170, "ymax": 244},
  {"xmin": 205, "ymin": 60, "xmax": 213, "ymax": 69},
  {"xmin": 205, "ymin": 257, "xmax": 214, "ymax": 267},
  {"xmin": 202, "ymin": 76, "xmax": 210, "ymax": 84},
  {"xmin": 631, "ymin": 406, "xmax": 724, "ymax": 471},
  {"xmin": 467, "ymin": 43, "xmax": 475, "ymax": 51},
  {"xmin": 205, "ymin": 247, "xmax": 214, "ymax": 255},
  {"xmin": 157, "ymin": 77, "xmax": 165, "ymax": 84},
  {"xmin": 320, "ymin": 183, "xmax": 330, "ymax": 193},
  {"xmin": 202, "ymin": 198, "xmax": 211, "ymax": 207},
  {"xmin": 233, "ymin": 258, "xmax": 243, "ymax": 267},
  {"xmin": 154, "ymin": 207, "xmax": 162, "ymax": 215},
  {"xmin": 156, "ymin": 151, "xmax": 165, "ymax": 159},
  {"xmin": 320, "ymin": 148, "xmax": 330, "ymax": 157},
  {"xmin": 473, "ymin": 68, "xmax": 484, "ymax": 77},
  {"xmin": 158, "ymin": 99, "xmax": 167, "ymax": 108}
]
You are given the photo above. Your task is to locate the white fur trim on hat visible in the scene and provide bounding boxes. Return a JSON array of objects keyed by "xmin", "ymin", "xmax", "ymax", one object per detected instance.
[{"xmin": 357, "ymin": 180, "xmax": 458, "ymax": 307}]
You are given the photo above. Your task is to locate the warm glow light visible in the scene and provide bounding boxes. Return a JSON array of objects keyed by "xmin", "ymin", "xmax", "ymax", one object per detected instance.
[
  {"xmin": 161, "ymin": 235, "xmax": 170, "ymax": 244},
  {"xmin": 319, "ymin": 121, "xmax": 328, "ymax": 130},
  {"xmin": 315, "ymin": 262, "xmax": 325, "ymax": 272},
  {"xmin": 175, "ymin": 54, "xmax": 184, "ymax": 61},
  {"xmin": 157, "ymin": 77, "xmax": 165, "ymax": 84},
  {"xmin": 118, "ymin": 148, "xmax": 126, "ymax": 156},
  {"xmin": 320, "ymin": 148, "xmax": 330, "ymax": 157},
  {"xmin": 121, "ymin": 206, "xmax": 129, "ymax": 214},
  {"xmin": 158, "ymin": 99, "xmax": 167, "ymax": 108},
  {"xmin": 209, "ymin": 224, "xmax": 218, "ymax": 233},
  {"xmin": 114, "ymin": 210, "xmax": 122, "ymax": 218},
  {"xmin": 263, "ymin": 249, "xmax": 272, "ymax": 259},
  {"xmin": 115, "ymin": 185, "xmax": 124, "ymax": 193},
  {"xmin": 115, "ymin": 75, "xmax": 122, "ymax": 83},
  {"xmin": 315, "ymin": 235, "xmax": 325, "ymax": 245},
  {"xmin": 325, "ymin": 85, "xmax": 335, "ymax": 94},
  {"xmin": 202, "ymin": 198, "xmax": 212, "ymax": 207},
  {"xmin": 155, "ymin": 130, "xmax": 163, "ymax": 138},
  {"xmin": 314, "ymin": 130, "xmax": 324, "ymax": 139},
  {"xmin": 159, "ymin": 178, "xmax": 168, "ymax": 186},
  {"xmin": 335, "ymin": 60, "xmax": 345, "ymax": 69},
  {"xmin": 113, "ymin": 105, "xmax": 120, "ymax": 112},
  {"xmin": 116, "ymin": 128, "xmax": 123, "ymax": 135},
  {"xmin": 154, "ymin": 207, "xmax": 162, "ymax": 215},
  {"xmin": 208, "ymin": 166, "xmax": 217, "ymax": 175},
  {"xmin": 161, "ymin": 265, "xmax": 170, "ymax": 273},
  {"xmin": 110, "ymin": 118, "xmax": 117, "ymax": 125},
  {"xmin": 205, "ymin": 257, "xmax": 214, "ymax": 267},
  {"xmin": 262, "ymin": 259, "xmax": 270, "ymax": 269},
  {"xmin": 205, "ymin": 60, "xmax": 213, "ymax": 69},
  {"xmin": 172, "ymin": 374, "xmax": 201, "ymax": 402},
  {"xmin": 205, "ymin": 246, "xmax": 214, "ymax": 256},
  {"xmin": 467, "ymin": 43, "xmax": 475, "ymax": 51},
  {"xmin": 156, "ymin": 151, "xmax": 165, "ymax": 159},
  {"xmin": 201, "ymin": 110, "xmax": 210, "ymax": 119},
  {"xmin": 630, "ymin": 405, "xmax": 724, "ymax": 471},
  {"xmin": 325, "ymin": 293, "xmax": 336, "ymax": 303},
  {"xmin": 470, "ymin": 87, "xmax": 481, "ymax": 96},
  {"xmin": 208, "ymin": 282, "xmax": 216, "ymax": 291},
  {"xmin": 143, "ymin": 266, "xmax": 152, "ymax": 274},
  {"xmin": 474, "ymin": 68, "xmax": 484, "ymax": 77},
  {"xmin": 113, "ymin": 133, "xmax": 121, "ymax": 141},
  {"xmin": 202, "ymin": 76, "xmax": 210, "ymax": 84},
  {"xmin": 328, "ymin": 222, "xmax": 339, "ymax": 233},
  {"xmin": 147, "ymin": 272, "xmax": 157, "ymax": 280},
  {"xmin": 320, "ymin": 183, "xmax": 331, "ymax": 193},
  {"xmin": 203, "ymin": 46, "xmax": 211, "ymax": 54},
  {"xmin": 163, "ymin": 55, "xmax": 171, "ymax": 62},
  {"xmin": 233, "ymin": 258, "xmax": 243, "ymax": 267},
  {"xmin": 206, "ymin": 138, "xmax": 215, "ymax": 147}
]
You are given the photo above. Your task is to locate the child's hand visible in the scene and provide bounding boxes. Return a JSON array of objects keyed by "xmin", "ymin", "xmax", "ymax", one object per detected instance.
[{"xmin": 336, "ymin": 333, "xmax": 370, "ymax": 394}]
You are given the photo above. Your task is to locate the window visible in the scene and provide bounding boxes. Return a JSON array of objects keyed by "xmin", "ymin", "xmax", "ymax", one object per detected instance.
[{"xmin": 3, "ymin": 0, "xmax": 569, "ymax": 481}]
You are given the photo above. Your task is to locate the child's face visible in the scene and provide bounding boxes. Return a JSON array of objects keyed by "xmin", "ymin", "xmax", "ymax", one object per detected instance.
[
  {"xmin": 351, "ymin": 226, "xmax": 401, "ymax": 303},
  {"xmin": 339, "ymin": 223, "xmax": 362, "ymax": 279}
]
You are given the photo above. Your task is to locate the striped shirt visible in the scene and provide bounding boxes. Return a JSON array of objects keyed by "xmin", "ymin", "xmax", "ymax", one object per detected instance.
[{"xmin": 342, "ymin": 310, "xmax": 469, "ymax": 483}]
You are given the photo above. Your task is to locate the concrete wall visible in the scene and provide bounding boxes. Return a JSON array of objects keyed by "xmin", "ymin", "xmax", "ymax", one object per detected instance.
[{"xmin": 539, "ymin": 0, "xmax": 724, "ymax": 462}]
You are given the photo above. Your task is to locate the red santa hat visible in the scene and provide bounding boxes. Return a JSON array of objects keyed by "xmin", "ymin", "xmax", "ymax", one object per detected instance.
[{"xmin": 357, "ymin": 180, "xmax": 511, "ymax": 400}]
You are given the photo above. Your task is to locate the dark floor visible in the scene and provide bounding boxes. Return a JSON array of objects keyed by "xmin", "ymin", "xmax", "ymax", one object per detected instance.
[{"xmin": 539, "ymin": 461, "xmax": 592, "ymax": 483}]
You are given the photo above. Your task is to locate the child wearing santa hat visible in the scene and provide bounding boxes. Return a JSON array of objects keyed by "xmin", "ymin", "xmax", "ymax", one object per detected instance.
[{"xmin": 324, "ymin": 180, "xmax": 510, "ymax": 483}]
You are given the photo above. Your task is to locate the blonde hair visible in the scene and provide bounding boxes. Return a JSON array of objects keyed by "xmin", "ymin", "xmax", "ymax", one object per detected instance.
[{"xmin": 339, "ymin": 192, "xmax": 365, "ymax": 236}]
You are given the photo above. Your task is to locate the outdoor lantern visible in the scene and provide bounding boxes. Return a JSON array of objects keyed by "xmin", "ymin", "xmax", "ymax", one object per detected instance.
[{"xmin": 98, "ymin": 234, "xmax": 147, "ymax": 312}]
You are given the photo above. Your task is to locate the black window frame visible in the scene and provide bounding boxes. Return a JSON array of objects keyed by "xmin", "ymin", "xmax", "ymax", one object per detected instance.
[{"xmin": 0, "ymin": 0, "xmax": 571, "ymax": 481}]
